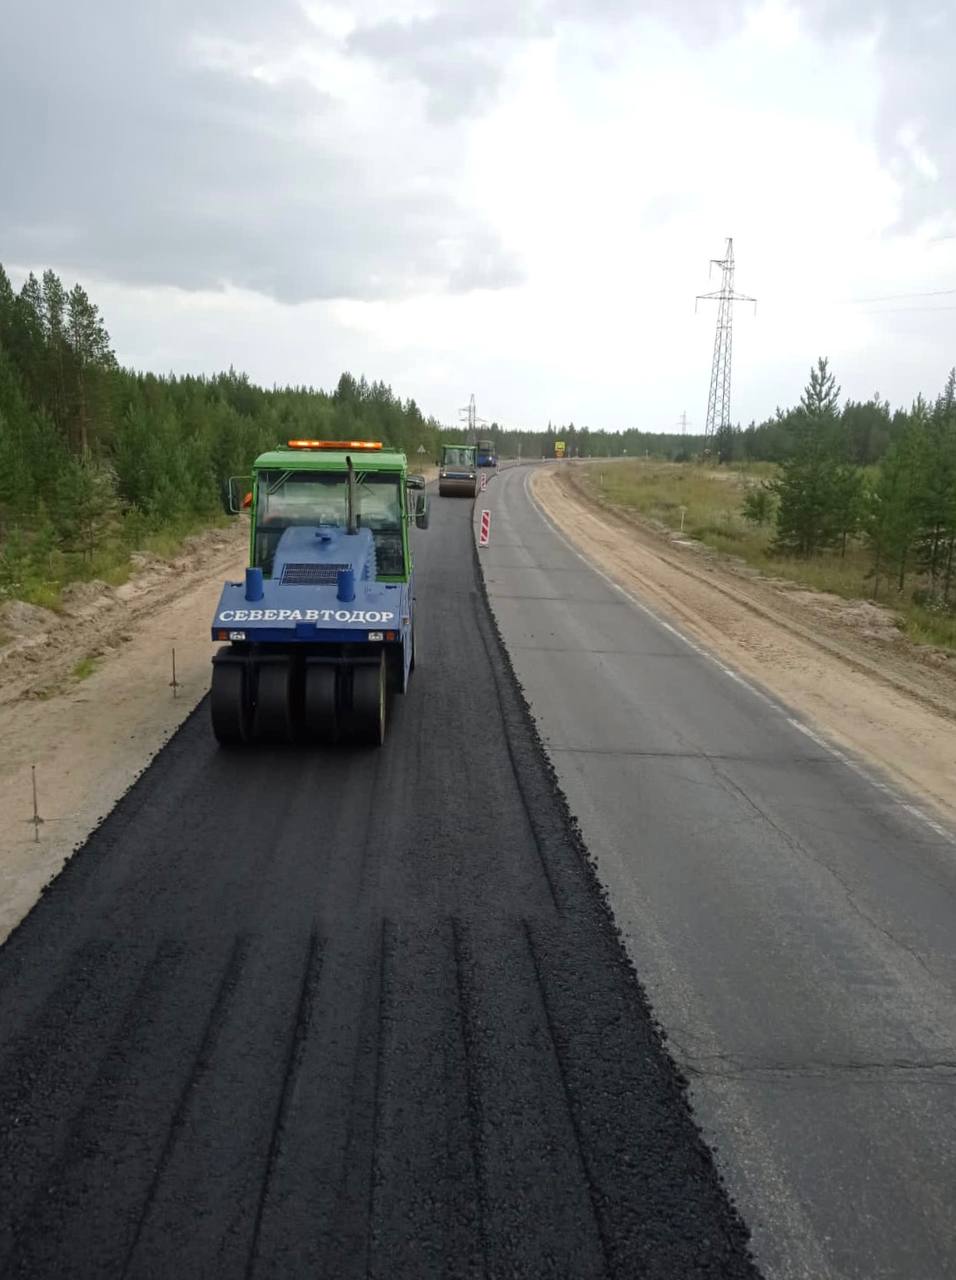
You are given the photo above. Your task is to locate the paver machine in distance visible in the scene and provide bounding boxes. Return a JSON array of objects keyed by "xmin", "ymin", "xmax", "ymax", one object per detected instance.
[
  {"xmin": 438, "ymin": 443, "xmax": 478, "ymax": 497},
  {"xmin": 210, "ymin": 440, "xmax": 429, "ymax": 747}
]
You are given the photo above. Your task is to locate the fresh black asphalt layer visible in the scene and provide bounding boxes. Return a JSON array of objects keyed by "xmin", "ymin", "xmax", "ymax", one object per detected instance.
[{"xmin": 0, "ymin": 489, "xmax": 760, "ymax": 1279}]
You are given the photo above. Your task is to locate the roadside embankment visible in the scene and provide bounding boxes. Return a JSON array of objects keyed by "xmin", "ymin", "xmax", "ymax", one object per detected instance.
[{"xmin": 0, "ymin": 524, "xmax": 246, "ymax": 942}]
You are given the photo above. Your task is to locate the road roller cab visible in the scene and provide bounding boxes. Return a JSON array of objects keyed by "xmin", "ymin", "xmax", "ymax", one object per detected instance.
[{"xmin": 210, "ymin": 440, "xmax": 428, "ymax": 747}]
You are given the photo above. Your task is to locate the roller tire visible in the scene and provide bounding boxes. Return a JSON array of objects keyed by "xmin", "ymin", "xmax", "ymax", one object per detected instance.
[
  {"xmin": 305, "ymin": 663, "xmax": 338, "ymax": 743},
  {"xmin": 254, "ymin": 660, "xmax": 295, "ymax": 744},
  {"xmin": 210, "ymin": 659, "xmax": 250, "ymax": 746},
  {"xmin": 349, "ymin": 656, "xmax": 386, "ymax": 746}
]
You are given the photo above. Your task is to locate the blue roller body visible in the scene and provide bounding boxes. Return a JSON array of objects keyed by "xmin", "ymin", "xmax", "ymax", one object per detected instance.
[{"xmin": 211, "ymin": 524, "xmax": 412, "ymax": 672}]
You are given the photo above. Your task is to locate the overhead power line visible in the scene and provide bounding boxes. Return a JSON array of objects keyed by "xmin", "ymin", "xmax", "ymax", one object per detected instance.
[
  {"xmin": 838, "ymin": 287, "xmax": 956, "ymax": 303},
  {"xmin": 858, "ymin": 304, "xmax": 956, "ymax": 313}
]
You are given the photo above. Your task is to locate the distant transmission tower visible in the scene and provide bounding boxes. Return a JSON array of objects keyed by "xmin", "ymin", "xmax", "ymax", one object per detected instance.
[
  {"xmin": 676, "ymin": 410, "xmax": 691, "ymax": 435},
  {"xmin": 696, "ymin": 238, "xmax": 756, "ymax": 452},
  {"xmin": 459, "ymin": 393, "xmax": 487, "ymax": 442}
]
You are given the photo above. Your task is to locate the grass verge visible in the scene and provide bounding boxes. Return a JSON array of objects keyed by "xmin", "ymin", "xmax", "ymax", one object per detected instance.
[
  {"xmin": 3, "ymin": 512, "xmax": 231, "ymax": 613},
  {"xmin": 574, "ymin": 460, "xmax": 955, "ymax": 653}
]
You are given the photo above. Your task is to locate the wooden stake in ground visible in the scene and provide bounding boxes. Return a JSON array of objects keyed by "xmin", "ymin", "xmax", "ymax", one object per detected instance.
[{"xmin": 31, "ymin": 766, "xmax": 43, "ymax": 843}]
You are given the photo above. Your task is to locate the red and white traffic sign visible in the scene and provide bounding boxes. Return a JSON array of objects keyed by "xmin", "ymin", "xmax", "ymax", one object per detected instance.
[
  {"xmin": 478, "ymin": 509, "xmax": 491, "ymax": 546},
  {"xmin": 479, "ymin": 472, "xmax": 488, "ymax": 491}
]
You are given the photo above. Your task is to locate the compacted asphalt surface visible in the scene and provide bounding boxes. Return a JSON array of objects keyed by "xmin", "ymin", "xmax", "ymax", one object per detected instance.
[
  {"xmin": 0, "ymin": 485, "xmax": 758, "ymax": 1278},
  {"xmin": 480, "ymin": 463, "xmax": 956, "ymax": 1280}
]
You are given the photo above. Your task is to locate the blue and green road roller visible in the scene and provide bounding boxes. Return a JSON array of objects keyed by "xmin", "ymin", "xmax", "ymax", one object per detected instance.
[{"xmin": 210, "ymin": 440, "xmax": 429, "ymax": 746}]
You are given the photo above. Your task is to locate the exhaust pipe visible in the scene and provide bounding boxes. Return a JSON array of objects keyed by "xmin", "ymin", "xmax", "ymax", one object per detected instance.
[
  {"xmin": 245, "ymin": 567, "xmax": 264, "ymax": 601},
  {"xmin": 346, "ymin": 455, "xmax": 357, "ymax": 535}
]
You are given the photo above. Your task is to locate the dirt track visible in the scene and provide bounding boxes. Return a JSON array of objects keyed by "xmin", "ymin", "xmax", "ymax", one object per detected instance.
[
  {"xmin": 0, "ymin": 490, "xmax": 758, "ymax": 1278},
  {"xmin": 535, "ymin": 467, "xmax": 956, "ymax": 830}
]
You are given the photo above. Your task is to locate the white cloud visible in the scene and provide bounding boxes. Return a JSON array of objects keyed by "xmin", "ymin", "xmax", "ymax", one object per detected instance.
[
  {"xmin": 0, "ymin": 0, "xmax": 519, "ymax": 302},
  {"xmin": 2, "ymin": 0, "xmax": 955, "ymax": 428}
]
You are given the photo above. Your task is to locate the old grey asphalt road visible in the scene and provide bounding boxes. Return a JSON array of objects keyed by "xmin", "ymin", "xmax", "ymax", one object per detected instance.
[
  {"xmin": 0, "ymin": 484, "xmax": 758, "ymax": 1278},
  {"xmin": 478, "ymin": 462, "xmax": 956, "ymax": 1280}
]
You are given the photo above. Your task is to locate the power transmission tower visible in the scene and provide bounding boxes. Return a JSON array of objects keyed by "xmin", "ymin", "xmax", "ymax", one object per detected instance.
[
  {"xmin": 459, "ymin": 393, "xmax": 487, "ymax": 443},
  {"xmin": 696, "ymin": 238, "xmax": 755, "ymax": 452},
  {"xmin": 676, "ymin": 410, "xmax": 691, "ymax": 435}
]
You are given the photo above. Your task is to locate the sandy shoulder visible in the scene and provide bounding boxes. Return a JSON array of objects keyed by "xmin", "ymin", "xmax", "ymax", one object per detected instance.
[
  {"xmin": 0, "ymin": 526, "xmax": 246, "ymax": 944},
  {"xmin": 532, "ymin": 467, "xmax": 956, "ymax": 832}
]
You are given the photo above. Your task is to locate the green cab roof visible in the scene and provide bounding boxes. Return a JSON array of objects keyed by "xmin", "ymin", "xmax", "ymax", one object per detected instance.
[{"xmin": 253, "ymin": 445, "xmax": 408, "ymax": 472}]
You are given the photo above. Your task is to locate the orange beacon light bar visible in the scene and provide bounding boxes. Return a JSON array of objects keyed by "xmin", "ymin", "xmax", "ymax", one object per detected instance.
[{"xmin": 286, "ymin": 440, "xmax": 383, "ymax": 450}]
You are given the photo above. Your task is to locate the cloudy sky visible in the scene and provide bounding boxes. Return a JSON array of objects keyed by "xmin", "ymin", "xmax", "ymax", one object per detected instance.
[{"xmin": 2, "ymin": 0, "xmax": 954, "ymax": 430}]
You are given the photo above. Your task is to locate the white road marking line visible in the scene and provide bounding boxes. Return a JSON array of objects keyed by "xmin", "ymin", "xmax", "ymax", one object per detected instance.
[{"xmin": 517, "ymin": 468, "xmax": 956, "ymax": 848}]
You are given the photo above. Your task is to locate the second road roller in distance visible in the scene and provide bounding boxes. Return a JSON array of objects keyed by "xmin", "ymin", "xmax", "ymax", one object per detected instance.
[
  {"xmin": 438, "ymin": 443, "xmax": 478, "ymax": 497},
  {"xmin": 209, "ymin": 439, "xmax": 429, "ymax": 747}
]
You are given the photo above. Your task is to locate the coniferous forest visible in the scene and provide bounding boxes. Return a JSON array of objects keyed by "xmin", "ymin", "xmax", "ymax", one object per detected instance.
[
  {"xmin": 1, "ymin": 262, "xmax": 955, "ymax": 621},
  {"xmin": 761, "ymin": 359, "xmax": 956, "ymax": 608},
  {"xmin": 0, "ymin": 265, "xmax": 445, "ymax": 604}
]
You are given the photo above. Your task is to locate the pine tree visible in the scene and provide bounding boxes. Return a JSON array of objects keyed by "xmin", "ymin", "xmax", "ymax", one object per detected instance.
[
  {"xmin": 771, "ymin": 358, "xmax": 846, "ymax": 557},
  {"xmin": 41, "ymin": 270, "xmax": 70, "ymax": 437},
  {"xmin": 830, "ymin": 464, "xmax": 865, "ymax": 558},
  {"xmin": 54, "ymin": 458, "xmax": 121, "ymax": 559},
  {"xmin": 741, "ymin": 483, "xmax": 775, "ymax": 526},
  {"xmin": 714, "ymin": 421, "xmax": 738, "ymax": 464},
  {"xmin": 916, "ymin": 388, "xmax": 956, "ymax": 600},
  {"xmin": 66, "ymin": 283, "xmax": 115, "ymax": 454},
  {"xmin": 865, "ymin": 414, "xmax": 926, "ymax": 596},
  {"xmin": 801, "ymin": 356, "xmax": 841, "ymax": 418},
  {"xmin": 0, "ymin": 264, "xmax": 15, "ymax": 352},
  {"xmin": 941, "ymin": 367, "xmax": 956, "ymax": 412},
  {"xmin": 12, "ymin": 275, "xmax": 46, "ymax": 405},
  {"xmin": 841, "ymin": 394, "xmax": 891, "ymax": 465}
]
